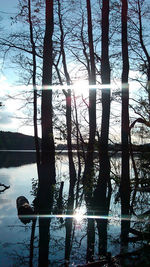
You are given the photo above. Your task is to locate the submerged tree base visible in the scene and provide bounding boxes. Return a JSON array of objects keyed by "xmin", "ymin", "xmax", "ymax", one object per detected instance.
[{"xmin": 77, "ymin": 245, "xmax": 150, "ymax": 266}]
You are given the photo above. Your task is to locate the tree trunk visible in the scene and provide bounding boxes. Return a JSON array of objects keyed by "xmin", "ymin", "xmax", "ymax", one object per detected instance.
[
  {"xmin": 120, "ymin": 0, "xmax": 130, "ymax": 247},
  {"xmin": 83, "ymin": 0, "xmax": 96, "ymax": 186},
  {"xmin": 41, "ymin": 0, "xmax": 55, "ymax": 184},
  {"xmin": 84, "ymin": 2, "xmax": 96, "ymax": 252},
  {"xmin": 97, "ymin": 0, "xmax": 111, "ymax": 205},
  {"xmin": 28, "ymin": 0, "xmax": 40, "ymax": 173},
  {"xmin": 100, "ymin": 0, "xmax": 110, "ymax": 151},
  {"xmin": 65, "ymin": 89, "xmax": 76, "ymax": 185},
  {"xmin": 58, "ymin": 0, "xmax": 76, "ymax": 186},
  {"xmin": 121, "ymin": 0, "xmax": 130, "ymax": 194}
]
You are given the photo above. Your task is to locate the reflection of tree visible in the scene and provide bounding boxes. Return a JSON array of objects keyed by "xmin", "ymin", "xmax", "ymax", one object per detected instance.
[
  {"xmin": 65, "ymin": 178, "xmax": 75, "ymax": 265},
  {"xmin": 94, "ymin": 151, "xmax": 111, "ymax": 257},
  {"xmin": 29, "ymin": 218, "xmax": 36, "ymax": 267},
  {"xmin": 0, "ymin": 182, "xmax": 10, "ymax": 193},
  {"xmin": 3, "ymin": 151, "xmax": 150, "ymax": 266},
  {"xmin": 86, "ymin": 217, "xmax": 95, "ymax": 263},
  {"xmin": 83, "ymin": 166, "xmax": 95, "ymax": 262},
  {"xmin": 129, "ymin": 154, "xmax": 150, "ymax": 247},
  {"xmin": 38, "ymin": 184, "xmax": 54, "ymax": 267},
  {"xmin": 0, "ymin": 151, "xmax": 36, "ymax": 168},
  {"xmin": 38, "ymin": 217, "xmax": 51, "ymax": 267}
]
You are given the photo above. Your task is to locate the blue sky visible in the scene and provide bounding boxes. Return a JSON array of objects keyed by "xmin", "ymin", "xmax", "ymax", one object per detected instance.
[
  {"xmin": 0, "ymin": 0, "xmax": 147, "ymax": 142},
  {"xmin": 0, "ymin": 0, "xmax": 17, "ymax": 14},
  {"xmin": 0, "ymin": 0, "xmax": 36, "ymax": 136}
]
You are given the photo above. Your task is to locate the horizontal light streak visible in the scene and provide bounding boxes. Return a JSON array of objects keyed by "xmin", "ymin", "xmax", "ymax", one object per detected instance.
[
  {"xmin": 5, "ymin": 82, "xmax": 129, "ymax": 92},
  {"xmin": 39, "ymin": 83, "xmax": 128, "ymax": 90},
  {"xmin": 15, "ymin": 214, "xmax": 148, "ymax": 223},
  {"xmin": 7, "ymin": 84, "xmax": 120, "ymax": 90},
  {"xmin": 35, "ymin": 84, "xmax": 111, "ymax": 90}
]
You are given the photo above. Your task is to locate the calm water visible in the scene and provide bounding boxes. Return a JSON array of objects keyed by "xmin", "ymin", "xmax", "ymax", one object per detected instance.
[{"xmin": 0, "ymin": 151, "xmax": 149, "ymax": 266}]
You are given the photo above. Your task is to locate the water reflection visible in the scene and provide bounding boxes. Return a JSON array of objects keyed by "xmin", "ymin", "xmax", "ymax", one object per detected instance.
[
  {"xmin": 0, "ymin": 151, "xmax": 150, "ymax": 266},
  {"xmin": 0, "ymin": 151, "xmax": 36, "ymax": 168}
]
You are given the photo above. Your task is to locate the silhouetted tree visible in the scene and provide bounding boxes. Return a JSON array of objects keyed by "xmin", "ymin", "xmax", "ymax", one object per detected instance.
[
  {"xmin": 41, "ymin": 0, "xmax": 56, "ymax": 185},
  {"xmin": 129, "ymin": 0, "xmax": 150, "ymax": 122},
  {"xmin": 120, "ymin": 0, "xmax": 130, "ymax": 247},
  {"xmin": 100, "ymin": 0, "xmax": 111, "ymax": 151},
  {"xmin": 57, "ymin": 0, "xmax": 76, "ymax": 186},
  {"xmin": 83, "ymin": 0, "xmax": 96, "ymax": 188},
  {"xmin": 28, "ymin": 0, "xmax": 40, "ymax": 172}
]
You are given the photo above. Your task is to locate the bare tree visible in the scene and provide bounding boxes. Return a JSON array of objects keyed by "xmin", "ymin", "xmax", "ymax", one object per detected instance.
[
  {"xmin": 83, "ymin": 0, "xmax": 96, "ymax": 187},
  {"xmin": 28, "ymin": 0, "xmax": 40, "ymax": 172},
  {"xmin": 120, "ymin": 0, "xmax": 130, "ymax": 246},
  {"xmin": 57, "ymin": 0, "xmax": 76, "ymax": 186},
  {"xmin": 100, "ymin": 0, "xmax": 111, "ymax": 151},
  {"xmin": 41, "ymin": 0, "xmax": 56, "ymax": 184},
  {"xmin": 130, "ymin": 0, "xmax": 150, "ymax": 121}
]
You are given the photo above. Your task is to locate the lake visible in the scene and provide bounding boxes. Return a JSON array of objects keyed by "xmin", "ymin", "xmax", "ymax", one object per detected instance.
[{"xmin": 0, "ymin": 151, "xmax": 150, "ymax": 266}]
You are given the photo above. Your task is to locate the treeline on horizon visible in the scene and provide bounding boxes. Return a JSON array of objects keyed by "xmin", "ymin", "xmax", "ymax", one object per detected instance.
[
  {"xmin": 0, "ymin": 131, "xmax": 150, "ymax": 152},
  {"xmin": 0, "ymin": 131, "xmax": 40, "ymax": 150}
]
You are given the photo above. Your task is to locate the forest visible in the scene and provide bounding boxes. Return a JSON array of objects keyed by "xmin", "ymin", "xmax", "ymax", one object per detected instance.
[{"xmin": 0, "ymin": 0, "xmax": 150, "ymax": 266}]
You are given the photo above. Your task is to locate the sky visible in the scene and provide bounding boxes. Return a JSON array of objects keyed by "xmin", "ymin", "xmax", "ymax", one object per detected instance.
[
  {"xmin": 0, "ymin": 0, "xmax": 146, "ymax": 142},
  {"xmin": 0, "ymin": 0, "xmax": 36, "ymax": 136}
]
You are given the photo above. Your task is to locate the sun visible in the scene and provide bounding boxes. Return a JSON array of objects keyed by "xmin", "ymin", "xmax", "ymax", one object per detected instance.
[
  {"xmin": 73, "ymin": 207, "xmax": 86, "ymax": 222},
  {"xmin": 73, "ymin": 80, "xmax": 89, "ymax": 96}
]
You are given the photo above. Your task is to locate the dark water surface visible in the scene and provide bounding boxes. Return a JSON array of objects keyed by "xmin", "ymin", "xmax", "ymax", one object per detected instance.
[{"xmin": 0, "ymin": 151, "xmax": 150, "ymax": 266}]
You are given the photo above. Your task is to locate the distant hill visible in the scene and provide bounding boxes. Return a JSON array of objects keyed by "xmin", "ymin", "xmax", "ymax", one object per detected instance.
[
  {"xmin": 0, "ymin": 131, "xmax": 149, "ymax": 152},
  {"xmin": 0, "ymin": 131, "xmax": 41, "ymax": 150}
]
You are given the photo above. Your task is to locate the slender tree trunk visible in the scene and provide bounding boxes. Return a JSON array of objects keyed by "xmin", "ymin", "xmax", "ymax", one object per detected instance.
[
  {"xmin": 83, "ymin": 4, "xmax": 96, "ymax": 258},
  {"xmin": 28, "ymin": 0, "xmax": 40, "ymax": 173},
  {"xmin": 121, "ymin": 0, "xmax": 130, "ymax": 195},
  {"xmin": 96, "ymin": 0, "xmax": 111, "ymax": 206},
  {"xmin": 87, "ymin": 0, "xmax": 96, "ymax": 141},
  {"xmin": 41, "ymin": 0, "xmax": 55, "ymax": 184},
  {"xmin": 93, "ymin": 7, "xmax": 111, "ymax": 252},
  {"xmin": 58, "ymin": 0, "xmax": 76, "ymax": 185},
  {"xmin": 73, "ymin": 92, "xmax": 82, "ymax": 208},
  {"xmin": 83, "ymin": 0, "xmax": 96, "ymax": 186},
  {"xmin": 65, "ymin": 89, "xmax": 76, "ymax": 185},
  {"xmin": 100, "ymin": 0, "xmax": 110, "ymax": 151},
  {"xmin": 120, "ymin": 0, "xmax": 130, "ymax": 247}
]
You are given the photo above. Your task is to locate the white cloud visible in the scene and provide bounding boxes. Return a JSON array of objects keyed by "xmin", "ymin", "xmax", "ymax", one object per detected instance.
[
  {"xmin": 0, "ymin": 75, "xmax": 34, "ymax": 134},
  {"xmin": 0, "ymin": 109, "xmax": 13, "ymax": 125}
]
